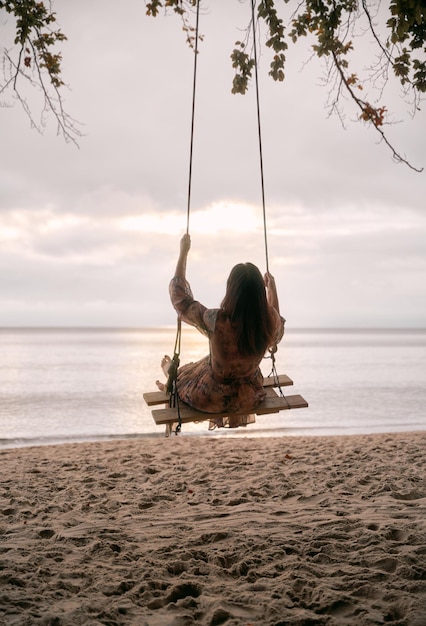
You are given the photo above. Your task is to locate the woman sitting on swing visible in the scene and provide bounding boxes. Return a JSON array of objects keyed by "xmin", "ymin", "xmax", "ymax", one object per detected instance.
[{"xmin": 157, "ymin": 233, "xmax": 285, "ymax": 428}]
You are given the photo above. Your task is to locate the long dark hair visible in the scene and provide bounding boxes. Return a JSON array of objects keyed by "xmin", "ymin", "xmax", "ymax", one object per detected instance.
[{"xmin": 221, "ymin": 262, "xmax": 275, "ymax": 357}]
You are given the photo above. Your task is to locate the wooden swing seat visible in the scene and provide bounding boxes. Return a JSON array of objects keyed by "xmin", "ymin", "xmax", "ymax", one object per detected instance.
[{"xmin": 143, "ymin": 374, "xmax": 308, "ymax": 436}]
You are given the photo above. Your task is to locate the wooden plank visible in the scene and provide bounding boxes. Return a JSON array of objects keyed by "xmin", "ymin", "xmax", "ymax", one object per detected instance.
[
  {"xmin": 151, "ymin": 394, "xmax": 308, "ymax": 426},
  {"xmin": 263, "ymin": 374, "xmax": 293, "ymax": 388},
  {"xmin": 255, "ymin": 394, "xmax": 308, "ymax": 414},
  {"xmin": 143, "ymin": 390, "xmax": 170, "ymax": 406},
  {"xmin": 143, "ymin": 374, "xmax": 293, "ymax": 407}
]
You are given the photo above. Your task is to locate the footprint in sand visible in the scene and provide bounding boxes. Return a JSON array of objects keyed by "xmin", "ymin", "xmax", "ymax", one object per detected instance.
[
  {"xmin": 392, "ymin": 489, "xmax": 425, "ymax": 501},
  {"xmin": 385, "ymin": 528, "xmax": 408, "ymax": 542}
]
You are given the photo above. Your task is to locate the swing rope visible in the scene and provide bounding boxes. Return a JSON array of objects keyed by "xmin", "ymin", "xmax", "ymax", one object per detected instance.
[
  {"xmin": 186, "ymin": 0, "xmax": 201, "ymax": 236},
  {"xmin": 166, "ymin": 0, "xmax": 201, "ymax": 434},
  {"xmin": 250, "ymin": 0, "xmax": 270, "ymax": 275},
  {"xmin": 249, "ymin": 0, "xmax": 284, "ymax": 394}
]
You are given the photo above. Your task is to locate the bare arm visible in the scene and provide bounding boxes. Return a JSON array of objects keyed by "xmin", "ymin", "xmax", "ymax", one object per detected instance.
[
  {"xmin": 174, "ymin": 233, "xmax": 191, "ymax": 280},
  {"xmin": 264, "ymin": 272, "xmax": 280, "ymax": 314}
]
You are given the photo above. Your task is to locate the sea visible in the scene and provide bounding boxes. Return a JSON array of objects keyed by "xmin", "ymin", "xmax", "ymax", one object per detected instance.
[{"xmin": 1, "ymin": 327, "xmax": 425, "ymax": 449}]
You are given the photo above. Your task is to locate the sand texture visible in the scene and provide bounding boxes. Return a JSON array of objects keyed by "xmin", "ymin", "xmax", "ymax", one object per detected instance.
[{"xmin": 0, "ymin": 432, "xmax": 425, "ymax": 625}]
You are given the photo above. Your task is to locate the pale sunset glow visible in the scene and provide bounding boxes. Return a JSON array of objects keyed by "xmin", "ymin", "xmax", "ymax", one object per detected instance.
[
  {"xmin": 119, "ymin": 212, "xmax": 183, "ymax": 236},
  {"xmin": 190, "ymin": 202, "xmax": 262, "ymax": 234},
  {"xmin": 120, "ymin": 202, "xmax": 262, "ymax": 236}
]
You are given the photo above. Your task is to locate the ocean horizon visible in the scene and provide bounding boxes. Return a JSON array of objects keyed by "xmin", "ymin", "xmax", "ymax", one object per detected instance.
[{"xmin": 1, "ymin": 326, "xmax": 425, "ymax": 449}]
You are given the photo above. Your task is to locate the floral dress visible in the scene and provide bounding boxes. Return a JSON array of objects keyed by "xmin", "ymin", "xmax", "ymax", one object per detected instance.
[{"xmin": 170, "ymin": 276, "xmax": 285, "ymax": 426}]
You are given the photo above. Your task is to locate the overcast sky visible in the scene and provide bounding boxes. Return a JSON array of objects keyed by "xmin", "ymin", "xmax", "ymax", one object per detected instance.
[{"xmin": 1, "ymin": 1, "xmax": 425, "ymax": 328}]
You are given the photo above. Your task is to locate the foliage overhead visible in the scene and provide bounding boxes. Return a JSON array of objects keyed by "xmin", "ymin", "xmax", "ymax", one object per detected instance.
[
  {"xmin": 1, "ymin": 0, "xmax": 425, "ymax": 169},
  {"xmin": 146, "ymin": 0, "xmax": 425, "ymax": 171},
  {"xmin": 0, "ymin": 0, "xmax": 80, "ymax": 143}
]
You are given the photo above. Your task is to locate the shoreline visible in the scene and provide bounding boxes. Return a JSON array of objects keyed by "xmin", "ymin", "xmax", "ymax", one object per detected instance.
[
  {"xmin": 1, "ymin": 423, "xmax": 426, "ymax": 451},
  {"xmin": 1, "ymin": 431, "xmax": 425, "ymax": 624}
]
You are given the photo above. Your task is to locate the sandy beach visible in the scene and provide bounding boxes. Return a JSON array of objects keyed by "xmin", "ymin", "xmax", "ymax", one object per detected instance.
[{"xmin": 1, "ymin": 432, "xmax": 425, "ymax": 625}]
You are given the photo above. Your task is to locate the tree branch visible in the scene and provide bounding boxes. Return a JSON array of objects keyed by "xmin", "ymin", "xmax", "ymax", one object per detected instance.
[
  {"xmin": 331, "ymin": 49, "xmax": 423, "ymax": 172},
  {"xmin": 0, "ymin": 0, "xmax": 82, "ymax": 144}
]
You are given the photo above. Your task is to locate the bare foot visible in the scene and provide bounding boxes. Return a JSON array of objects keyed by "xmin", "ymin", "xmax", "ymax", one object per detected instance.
[
  {"xmin": 161, "ymin": 355, "xmax": 172, "ymax": 377},
  {"xmin": 155, "ymin": 356, "xmax": 172, "ymax": 391}
]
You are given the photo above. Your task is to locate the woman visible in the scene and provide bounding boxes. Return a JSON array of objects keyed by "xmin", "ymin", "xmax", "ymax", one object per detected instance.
[{"xmin": 157, "ymin": 233, "xmax": 285, "ymax": 428}]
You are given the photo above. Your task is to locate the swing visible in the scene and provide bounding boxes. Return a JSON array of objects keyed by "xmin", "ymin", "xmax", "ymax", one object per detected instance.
[{"xmin": 143, "ymin": 0, "xmax": 308, "ymax": 436}]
